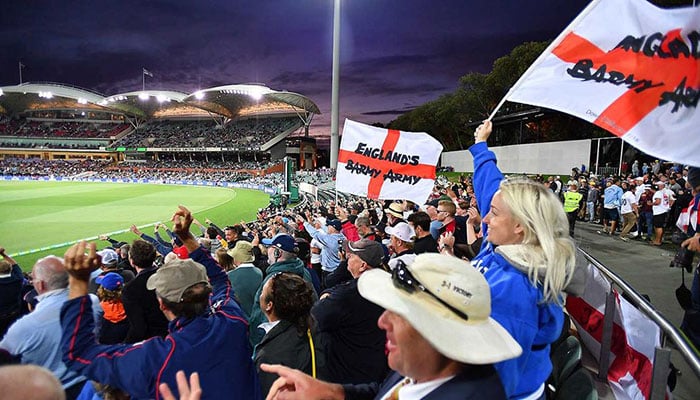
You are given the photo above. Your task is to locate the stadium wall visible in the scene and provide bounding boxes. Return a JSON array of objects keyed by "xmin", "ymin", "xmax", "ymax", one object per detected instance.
[{"xmin": 441, "ymin": 139, "xmax": 591, "ymax": 175}]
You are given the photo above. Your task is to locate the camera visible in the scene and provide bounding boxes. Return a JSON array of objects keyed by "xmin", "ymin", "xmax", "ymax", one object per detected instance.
[{"xmin": 670, "ymin": 247, "xmax": 695, "ymax": 273}]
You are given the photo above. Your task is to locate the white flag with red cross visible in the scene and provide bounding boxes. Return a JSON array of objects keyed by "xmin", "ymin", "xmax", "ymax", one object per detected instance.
[
  {"xmin": 566, "ymin": 265, "xmax": 662, "ymax": 400},
  {"xmin": 504, "ymin": 0, "xmax": 700, "ymax": 166},
  {"xmin": 336, "ymin": 119, "xmax": 442, "ymax": 204}
]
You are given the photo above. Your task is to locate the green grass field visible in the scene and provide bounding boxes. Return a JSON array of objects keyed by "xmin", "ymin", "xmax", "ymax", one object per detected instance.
[{"xmin": 0, "ymin": 181, "xmax": 270, "ymax": 271}]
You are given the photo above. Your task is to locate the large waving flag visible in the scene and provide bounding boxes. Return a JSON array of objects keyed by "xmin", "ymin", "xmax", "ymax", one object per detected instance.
[
  {"xmin": 336, "ymin": 119, "xmax": 442, "ymax": 204},
  {"xmin": 503, "ymin": 0, "xmax": 700, "ymax": 166}
]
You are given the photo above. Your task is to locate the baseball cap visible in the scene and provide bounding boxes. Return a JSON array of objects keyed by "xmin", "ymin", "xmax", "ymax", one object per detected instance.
[
  {"xmin": 98, "ymin": 249, "xmax": 119, "ymax": 266},
  {"xmin": 261, "ymin": 233, "xmax": 296, "ymax": 253},
  {"xmin": 146, "ymin": 258, "xmax": 209, "ymax": 303},
  {"xmin": 345, "ymin": 239, "xmax": 384, "ymax": 267},
  {"xmin": 172, "ymin": 245, "xmax": 189, "ymax": 259},
  {"xmin": 326, "ymin": 219, "xmax": 342, "ymax": 231},
  {"xmin": 385, "ymin": 222, "xmax": 415, "ymax": 243},
  {"xmin": 357, "ymin": 253, "xmax": 522, "ymax": 364},
  {"xmin": 96, "ymin": 272, "xmax": 124, "ymax": 291},
  {"xmin": 227, "ymin": 241, "xmax": 255, "ymax": 263}
]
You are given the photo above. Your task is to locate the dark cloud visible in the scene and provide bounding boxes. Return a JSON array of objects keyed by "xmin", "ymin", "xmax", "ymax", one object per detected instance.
[{"xmin": 0, "ymin": 0, "xmax": 591, "ymax": 138}]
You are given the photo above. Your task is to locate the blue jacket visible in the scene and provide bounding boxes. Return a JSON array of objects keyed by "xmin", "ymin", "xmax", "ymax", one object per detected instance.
[
  {"xmin": 61, "ymin": 247, "xmax": 262, "ymax": 400},
  {"xmin": 469, "ymin": 141, "xmax": 564, "ymax": 399}
]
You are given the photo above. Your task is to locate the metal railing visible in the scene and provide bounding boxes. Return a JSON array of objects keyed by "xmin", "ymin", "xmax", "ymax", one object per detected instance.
[{"xmin": 578, "ymin": 248, "xmax": 700, "ymax": 400}]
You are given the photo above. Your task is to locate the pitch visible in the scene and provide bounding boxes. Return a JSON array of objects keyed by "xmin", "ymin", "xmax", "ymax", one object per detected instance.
[{"xmin": 0, "ymin": 180, "xmax": 269, "ymax": 271}]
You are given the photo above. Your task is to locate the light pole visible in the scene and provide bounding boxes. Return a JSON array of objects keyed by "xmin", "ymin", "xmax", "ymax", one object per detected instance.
[{"xmin": 330, "ymin": 0, "xmax": 341, "ymax": 169}]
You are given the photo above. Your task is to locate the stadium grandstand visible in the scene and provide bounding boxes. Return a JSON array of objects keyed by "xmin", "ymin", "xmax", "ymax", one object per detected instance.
[{"xmin": 0, "ymin": 82, "xmax": 322, "ymax": 173}]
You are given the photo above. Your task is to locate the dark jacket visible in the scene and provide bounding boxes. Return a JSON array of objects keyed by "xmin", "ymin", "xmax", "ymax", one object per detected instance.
[
  {"xmin": 343, "ymin": 366, "xmax": 506, "ymax": 400},
  {"xmin": 254, "ymin": 320, "xmax": 320, "ymax": 395},
  {"xmin": 61, "ymin": 247, "xmax": 262, "ymax": 400},
  {"xmin": 0, "ymin": 264, "xmax": 23, "ymax": 316},
  {"xmin": 413, "ymin": 234, "xmax": 439, "ymax": 254},
  {"xmin": 0, "ymin": 264, "xmax": 24, "ymax": 337},
  {"xmin": 311, "ymin": 279, "xmax": 388, "ymax": 384},
  {"xmin": 121, "ymin": 267, "xmax": 168, "ymax": 343}
]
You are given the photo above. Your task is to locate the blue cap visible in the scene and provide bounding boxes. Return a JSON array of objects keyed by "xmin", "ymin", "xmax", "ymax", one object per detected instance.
[
  {"xmin": 326, "ymin": 219, "xmax": 342, "ymax": 231},
  {"xmin": 261, "ymin": 234, "xmax": 296, "ymax": 253},
  {"xmin": 96, "ymin": 272, "xmax": 124, "ymax": 291}
]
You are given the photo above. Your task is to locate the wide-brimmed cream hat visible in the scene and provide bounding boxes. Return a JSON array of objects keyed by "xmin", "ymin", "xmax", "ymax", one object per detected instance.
[{"xmin": 357, "ymin": 253, "xmax": 522, "ymax": 364}]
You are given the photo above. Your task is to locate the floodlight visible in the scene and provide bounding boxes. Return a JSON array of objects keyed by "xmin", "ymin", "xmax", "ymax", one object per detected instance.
[
  {"xmin": 77, "ymin": 98, "xmax": 88, "ymax": 104},
  {"xmin": 156, "ymin": 94, "xmax": 169, "ymax": 103},
  {"xmin": 194, "ymin": 91, "xmax": 204, "ymax": 100},
  {"xmin": 138, "ymin": 92, "xmax": 149, "ymax": 100},
  {"xmin": 0, "ymin": 88, "xmax": 3, "ymax": 96}
]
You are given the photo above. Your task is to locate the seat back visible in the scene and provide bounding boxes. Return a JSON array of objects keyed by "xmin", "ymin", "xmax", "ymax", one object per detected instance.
[
  {"xmin": 551, "ymin": 335, "xmax": 582, "ymax": 387},
  {"xmin": 554, "ymin": 368, "xmax": 598, "ymax": 400}
]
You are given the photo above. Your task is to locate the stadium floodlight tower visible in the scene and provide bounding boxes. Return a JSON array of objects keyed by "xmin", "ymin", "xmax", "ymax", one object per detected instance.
[{"xmin": 330, "ymin": 0, "xmax": 341, "ymax": 170}]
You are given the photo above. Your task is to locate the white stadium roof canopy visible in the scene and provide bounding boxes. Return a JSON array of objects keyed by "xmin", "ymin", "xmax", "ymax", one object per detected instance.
[{"xmin": 0, "ymin": 82, "xmax": 320, "ymax": 119}]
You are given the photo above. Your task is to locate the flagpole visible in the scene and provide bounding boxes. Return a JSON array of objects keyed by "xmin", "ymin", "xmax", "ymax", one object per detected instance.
[
  {"xmin": 142, "ymin": 69, "xmax": 145, "ymax": 91},
  {"xmin": 18, "ymin": 62, "xmax": 23, "ymax": 84},
  {"xmin": 487, "ymin": 0, "xmax": 603, "ymax": 121}
]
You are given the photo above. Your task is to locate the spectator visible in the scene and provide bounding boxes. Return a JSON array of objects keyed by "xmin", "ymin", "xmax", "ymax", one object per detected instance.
[
  {"xmin": 121, "ymin": 239, "xmax": 169, "ymax": 343},
  {"xmin": 386, "ymin": 222, "xmax": 417, "ymax": 270},
  {"xmin": 249, "ymin": 234, "xmax": 316, "ymax": 347},
  {"xmin": 599, "ymin": 179, "xmax": 623, "ymax": 236},
  {"xmin": 262, "ymin": 253, "xmax": 521, "ymax": 399},
  {"xmin": 88, "ymin": 249, "xmax": 134, "ymax": 294},
  {"xmin": 311, "ymin": 239, "xmax": 389, "ymax": 385},
  {"xmin": 0, "ymin": 247, "xmax": 24, "ymax": 338},
  {"xmin": 652, "ymin": 181, "xmax": 673, "ymax": 245},
  {"xmin": 586, "ymin": 180, "xmax": 599, "ymax": 222},
  {"xmin": 0, "ymin": 255, "xmax": 101, "ymax": 399},
  {"xmin": 407, "ymin": 211, "xmax": 438, "ymax": 254},
  {"xmin": 95, "ymin": 272, "xmax": 129, "ymax": 344},
  {"xmin": 255, "ymin": 272, "xmax": 318, "ymax": 394},
  {"xmin": 384, "ymin": 202, "xmax": 406, "ymax": 227},
  {"xmin": 619, "ymin": 184, "xmax": 639, "ymax": 242},
  {"xmin": 469, "ymin": 120, "xmax": 577, "ymax": 399},
  {"xmin": 301, "ymin": 216, "xmax": 344, "ymax": 288},
  {"xmin": 59, "ymin": 205, "xmax": 262, "ymax": 400},
  {"xmin": 227, "ymin": 241, "xmax": 263, "ymax": 318}
]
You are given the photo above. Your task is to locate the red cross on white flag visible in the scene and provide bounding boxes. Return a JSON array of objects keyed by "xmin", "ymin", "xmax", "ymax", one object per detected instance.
[
  {"xmin": 504, "ymin": 0, "xmax": 700, "ymax": 167},
  {"xmin": 336, "ymin": 119, "xmax": 442, "ymax": 204}
]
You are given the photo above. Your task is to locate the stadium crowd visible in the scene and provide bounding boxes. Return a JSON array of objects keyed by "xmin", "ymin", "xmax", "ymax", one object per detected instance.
[
  {"xmin": 4, "ymin": 111, "xmax": 700, "ymax": 400},
  {"xmin": 0, "ymin": 120, "xmax": 611, "ymax": 400},
  {"xmin": 0, "ymin": 120, "xmax": 128, "ymax": 139},
  {"xmin": 114, "ymin": 117, "xmax": 299, "ymax": 149}
]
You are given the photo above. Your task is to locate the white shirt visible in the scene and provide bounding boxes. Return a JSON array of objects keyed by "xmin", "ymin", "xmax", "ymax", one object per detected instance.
[
  {"xmin": 379, "ymin": 375, "xmax": 454, "ymax": 400},
  {"xmin": 310, "ymin": 238, "xmax": 322, "ymax": 264},
  {"xmin": 620, "ymin": 191, "xmax": 637, "ymax": 214},
  {"xmin": 652, "ymin": 190, "xmax": 671, "ymax": 215}
]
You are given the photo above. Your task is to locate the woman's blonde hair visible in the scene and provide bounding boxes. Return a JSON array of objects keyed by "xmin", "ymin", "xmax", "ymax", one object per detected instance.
[{"xmin": 498, "ymin": 178, "xmax": 576, "ymax": 304}]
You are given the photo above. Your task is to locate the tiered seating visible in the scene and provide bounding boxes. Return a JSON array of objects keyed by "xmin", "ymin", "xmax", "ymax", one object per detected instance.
[{"xmin": 114, "ymin": 117, "xmax": 299, "ymax": 149}]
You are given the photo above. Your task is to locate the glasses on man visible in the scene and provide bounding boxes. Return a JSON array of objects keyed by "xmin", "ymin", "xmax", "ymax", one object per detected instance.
[{"xmin": 391, "ymin": 260, "xmax": 469, "ymax": 321}]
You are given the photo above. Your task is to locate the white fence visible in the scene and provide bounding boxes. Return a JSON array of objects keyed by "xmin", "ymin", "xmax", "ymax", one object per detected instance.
[{"xmin": 441, "ymin": 139, "xmax": 592, "ymax": 175}]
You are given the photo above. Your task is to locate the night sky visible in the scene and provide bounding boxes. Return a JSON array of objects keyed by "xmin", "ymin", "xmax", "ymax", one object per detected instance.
[{"xmin": 1, "ymin": 0, "xmax": 590, "ymax": 139}]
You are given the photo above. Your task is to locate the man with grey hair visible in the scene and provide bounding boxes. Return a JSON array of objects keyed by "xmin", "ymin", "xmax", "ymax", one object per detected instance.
[{"xmin": 0, "ymin": 255, "xmax": 101, "ymax": 399}]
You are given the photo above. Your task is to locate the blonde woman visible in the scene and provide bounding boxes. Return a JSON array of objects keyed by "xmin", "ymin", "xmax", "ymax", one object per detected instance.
[{"xmin": 469, "ymin": 120, "xmax": 576, "ymax": 400}]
